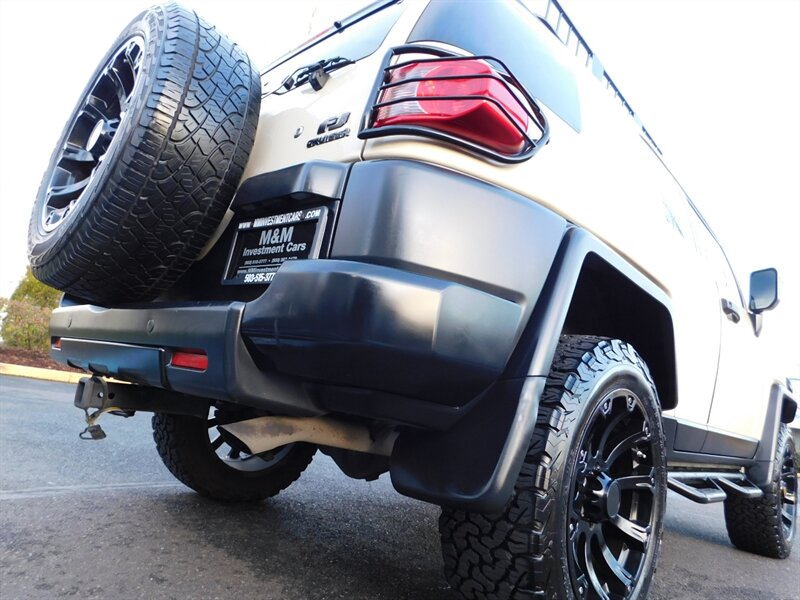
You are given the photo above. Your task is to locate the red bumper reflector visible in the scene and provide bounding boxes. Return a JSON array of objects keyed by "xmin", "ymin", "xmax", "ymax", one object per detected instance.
[
  {"xmin": 170, "ymin": 350, "xmax": 208, "ymax": 371},
  {"xmin": 52, "ymin": 337, "xmax": 62, "ymax": 350}
]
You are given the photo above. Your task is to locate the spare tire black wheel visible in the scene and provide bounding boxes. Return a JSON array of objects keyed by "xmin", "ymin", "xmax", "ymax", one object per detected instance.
[{"xmin": 28, "ymin": 2, "xmax": 261, "ymax": 305}]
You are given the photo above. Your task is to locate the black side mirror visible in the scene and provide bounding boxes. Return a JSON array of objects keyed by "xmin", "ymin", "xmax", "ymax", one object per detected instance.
[{"xmin": 749, "ymin": 268, "xmax": 779, "ymax": 313}]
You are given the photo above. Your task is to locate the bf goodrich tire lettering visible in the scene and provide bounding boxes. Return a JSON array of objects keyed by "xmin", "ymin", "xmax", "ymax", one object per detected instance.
[{"xmin": 28, "ymin": 2, "xmax": 260, "ymax": 304}]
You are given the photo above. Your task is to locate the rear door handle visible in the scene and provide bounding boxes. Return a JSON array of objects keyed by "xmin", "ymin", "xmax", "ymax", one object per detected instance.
[{"xmin": 721, "ymin": 298, "xmax": 741, "ymax": 323}]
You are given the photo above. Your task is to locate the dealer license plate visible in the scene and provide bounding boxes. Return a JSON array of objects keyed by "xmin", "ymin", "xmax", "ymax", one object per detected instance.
[{"xmin": 223, "ymin": 206, "xmax": 327, "ymax": 285}]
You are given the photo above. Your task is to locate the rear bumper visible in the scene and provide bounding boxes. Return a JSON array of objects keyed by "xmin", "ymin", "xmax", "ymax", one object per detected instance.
[
  {"xmin": 51, "ymin": 158, "xmax": 567, "ymax": 424},
  {"xmin": 242, "ymin": 259, "xmax": 522, "ymax": 403},
  {"xmin": 51, "ymin": 301, "xmax": 321, "ymax": 416},
  {"xmin": 49, "ymin": 158, "xmax": 581, "ymax": 511},
  {"xmin": 51, "ymin": 257, "xmax": 523, "ymax": 415}
]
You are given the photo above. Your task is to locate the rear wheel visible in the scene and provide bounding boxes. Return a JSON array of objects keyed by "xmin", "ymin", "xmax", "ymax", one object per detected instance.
[
  {"xmin": 152, "ymin": 408, "xmax": 316, "ymax": 502},
  {"xmin": 439, "ymin": 336, "xmax": 667, "ymax": 599},
  {"xmin": 723, "ymin": 425, "xmax": 796, "ymax": 558}
]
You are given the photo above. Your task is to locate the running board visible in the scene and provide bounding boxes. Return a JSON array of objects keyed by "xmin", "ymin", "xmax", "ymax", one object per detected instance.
[{"xmin": 667, "ymin": 471, "xmax": 764, "ymax": 504}]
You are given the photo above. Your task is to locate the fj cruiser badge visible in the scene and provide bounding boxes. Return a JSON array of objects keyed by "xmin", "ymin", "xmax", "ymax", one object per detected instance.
[
  {"xmin": 317, "ymin": 112, "xmax": 350, "ymax": 134},
  {"xmin": 307, "ymin": 112, "xmax": 350, "ymax": 148}
]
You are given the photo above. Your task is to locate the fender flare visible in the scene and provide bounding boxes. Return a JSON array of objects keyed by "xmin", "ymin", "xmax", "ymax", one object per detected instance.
[{"xmin": 391, "ymin": 227, "xmax": 676, "ymax": 511}]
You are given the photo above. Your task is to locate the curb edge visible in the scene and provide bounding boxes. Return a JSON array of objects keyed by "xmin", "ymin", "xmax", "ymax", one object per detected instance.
[{"xmin": 0, "ymin": 363, "xmax": 84, "ymax": 384}]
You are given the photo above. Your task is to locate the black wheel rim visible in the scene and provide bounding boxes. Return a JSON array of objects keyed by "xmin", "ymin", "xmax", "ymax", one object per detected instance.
[
  {"xmin": 780, "ymin": 443, "xmax": 797, "ymax": 540},
  {"xmin": 41, "ymin": 35, "xmax": 144, "ymax": 232},
  {"xmin": 207, "ymin": 409, "xmax": 292, "ymax": 473},
  {"xmin": 568, "ymin": 389, "xmax": 659, "ymax": 600}
]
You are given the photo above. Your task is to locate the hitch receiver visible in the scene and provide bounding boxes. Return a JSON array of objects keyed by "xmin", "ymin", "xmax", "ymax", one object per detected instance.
[{"xmin": 74, "ymin": 376, "xmax": 210, "ymax": 428}]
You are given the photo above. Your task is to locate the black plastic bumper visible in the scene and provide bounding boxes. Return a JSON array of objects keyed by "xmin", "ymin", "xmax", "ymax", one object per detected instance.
[
  {"xmin": 49, "ymin": 158, "xmax": 574, "ymax": 512},
  {"xmin": 50, "ymin": 256, "xmax": 526, "ymax": 416},
  {"xmin": 242, "ymin": 259, "xmax": 522, "ymax": 404},
  {"xmin": 50, "ymin": 301, "xmax": 320, "ymax": 416},
  {"xmin": 52, "ymin": 159, "xmax": 567, "ymax": 416},
  {"xmin": 244, "ymin": 159, "xmax": 567, "ymax": 405}
]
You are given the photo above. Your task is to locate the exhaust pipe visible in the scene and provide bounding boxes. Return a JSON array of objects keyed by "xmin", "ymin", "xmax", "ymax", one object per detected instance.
[{"xmin": 220, "ymin": 416, "xmax": 397, "ymax": 456}]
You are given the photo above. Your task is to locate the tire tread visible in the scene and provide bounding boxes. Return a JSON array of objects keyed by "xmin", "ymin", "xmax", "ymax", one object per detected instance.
[
  {"xmin": 723, "ymin": 425, "xmax": 795, "ymax": 559},
  {"xmin": 440, "ymin": 335, "xmax": 664, "ymax": 599},
  {"xmin": 30, "ymin": 3, "xmax": 260, "ymax": 304}
]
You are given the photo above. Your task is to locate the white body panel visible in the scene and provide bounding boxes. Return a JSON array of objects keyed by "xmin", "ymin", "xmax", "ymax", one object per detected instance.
[
  {"xmin": 240, "ymin": 0, "xmax": 776, "ymax": 441},
  {"xmin": 240, "ymin": 0, "xmax": 427, "ymax": 179}
]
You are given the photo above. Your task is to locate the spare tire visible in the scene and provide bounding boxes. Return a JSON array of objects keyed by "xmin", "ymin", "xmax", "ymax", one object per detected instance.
[{"xmin": 28, "ymin": 2, "xmax": 260, "ymax": 305}]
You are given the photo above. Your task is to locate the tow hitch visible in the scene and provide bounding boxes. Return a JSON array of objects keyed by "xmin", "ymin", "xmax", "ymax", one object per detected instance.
[
  {"xmin": 74, "ymin": 377, "xmax": 125, "ymax": 439},
  {"xmin": 73, "ymin": 376, "xmax": 209, "ymax": 439}
]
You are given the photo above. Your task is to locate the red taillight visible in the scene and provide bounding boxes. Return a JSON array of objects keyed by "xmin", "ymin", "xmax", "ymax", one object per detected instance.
[
  {"xmin": 52, "ymin": 337, "xmax": 62, "ymax": 350},
  {"xmin": 170, "ymin": 349, "xmax": 208, "ymax": 371},
  {"xmin": 373, "ymin": 59, "xmax": 530, "ymax": 155}
]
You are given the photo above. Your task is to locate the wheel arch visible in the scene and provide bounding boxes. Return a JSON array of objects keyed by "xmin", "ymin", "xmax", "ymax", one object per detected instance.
[
  {"xmin": 391, "ymin": 226, "xmax": 680, "ymax": 512},
  {"xmin": 506, "ymin": 226, "xmax": 678, "ymax": 412},
  {"xmin": 561, "ymin": 252, "xmax": 678, "ymax": 410}
]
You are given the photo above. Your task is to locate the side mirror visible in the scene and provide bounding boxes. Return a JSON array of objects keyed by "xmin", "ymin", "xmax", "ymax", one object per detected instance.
[{"xmin": 749, "ymin": 268, "xmax": 779, "ymax": 313}]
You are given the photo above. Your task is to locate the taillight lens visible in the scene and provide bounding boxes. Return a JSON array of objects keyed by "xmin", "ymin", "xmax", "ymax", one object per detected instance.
[
  {"xmin": 373, "ymin": 59, "xmax": 531, "ymax": 155},
  {"xmin": 170, "ymin": 349, "xmax": 208, "ymax": 371}
]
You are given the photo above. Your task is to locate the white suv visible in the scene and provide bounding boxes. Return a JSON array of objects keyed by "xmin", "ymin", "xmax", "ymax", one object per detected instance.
[{"xmin": 28, "ymin": 1, "xmax": 797, "ymax": 598}]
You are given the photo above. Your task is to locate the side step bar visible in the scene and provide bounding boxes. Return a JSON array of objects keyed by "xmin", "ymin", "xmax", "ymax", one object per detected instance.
[{"xmin": 667, "ymin": 471, "xmax": 764, "ymax": 504}]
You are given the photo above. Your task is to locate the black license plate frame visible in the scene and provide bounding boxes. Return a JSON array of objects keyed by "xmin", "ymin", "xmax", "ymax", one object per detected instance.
[{"xmin": 222, "ymin": 206, "xmax": 328, "ymax": 285}]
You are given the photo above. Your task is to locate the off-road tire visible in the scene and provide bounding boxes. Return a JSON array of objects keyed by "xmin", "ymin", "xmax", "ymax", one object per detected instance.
[
  {"xmin": 439, "ymin": 336, "xmax": 667, "ymax": 599},
  {"xmin": 723, "ymin": 424, "xmax": 796, "ymax": 559},
  {"xmin": 152, "ymin": 412, "xmax": 316, "ymax": 502},
  {"xmin": 28, "ymin": 2, "xmax": 260, "ymax": 305}
]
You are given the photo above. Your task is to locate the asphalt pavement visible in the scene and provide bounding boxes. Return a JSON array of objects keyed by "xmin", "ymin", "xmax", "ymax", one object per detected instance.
[{"xmin": 1, "ymin": 375, "xmax": 797, "ymax": 599}]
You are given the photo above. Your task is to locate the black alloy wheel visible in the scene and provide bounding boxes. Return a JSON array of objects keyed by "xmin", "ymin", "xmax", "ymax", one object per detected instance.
[
  {"xmin": 568, "ymin": 389, "xmax": 659, "ymax": 599},
  {"xmin": 40, "ymin": 36, "xmax": 143, "ymax": 232},
  {"xmin": 207, "ymin": 408, "xmax": 294, "ymax": 473},
  {"xmin": 439, "ymin": 336, "xmax": 666, "ymax": 600},
  {"xmin": 28, "ymin": 3, "xmax": 261, "ymax": 305}
]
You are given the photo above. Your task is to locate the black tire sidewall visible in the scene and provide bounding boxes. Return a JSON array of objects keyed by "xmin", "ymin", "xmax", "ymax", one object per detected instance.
[
  {"xmin": 28, "ymin": 4, "xmax": 260, "ymax": 304},
  {"xmin": 29, "ymin": 8, "xmax": 162, "ymax": 260}
]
